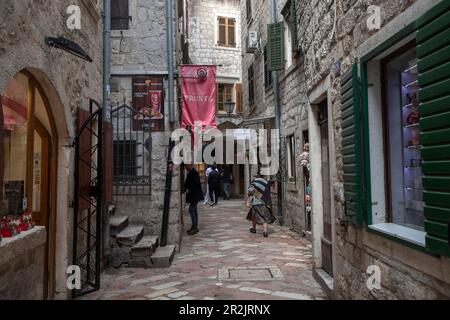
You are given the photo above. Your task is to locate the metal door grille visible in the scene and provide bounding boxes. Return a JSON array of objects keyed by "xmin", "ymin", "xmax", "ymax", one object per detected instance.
[{"xmin": 72, "ymin": 100, "xmax": 103, "ymax": 297}]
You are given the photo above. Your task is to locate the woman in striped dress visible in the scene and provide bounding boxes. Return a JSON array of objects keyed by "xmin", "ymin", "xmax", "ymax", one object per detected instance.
[{"xmin": 246, "ymin": 177, "xmax": 276, "ymax": 237}]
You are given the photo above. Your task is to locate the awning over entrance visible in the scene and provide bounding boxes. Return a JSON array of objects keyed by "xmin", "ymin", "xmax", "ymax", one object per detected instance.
[{"xmin": 237, "ymin": 116, "xmax": 275, "ymax": 127}]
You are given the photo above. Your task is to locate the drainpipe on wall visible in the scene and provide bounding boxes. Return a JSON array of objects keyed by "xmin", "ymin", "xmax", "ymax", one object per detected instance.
[
  {"xmin": 103, "ymin": 0, "xmax": 111, "ymax": 122},
  {"xmin": 103, "ymin": 0, "xmax": 111, "ymax": 259},
  {"xmin": 271, "ymin": 0, "xmax": 284, "ymax": 225},
  {"xmin": 167, "ymin": 0, "xmax": 176, "ymax": 125}
]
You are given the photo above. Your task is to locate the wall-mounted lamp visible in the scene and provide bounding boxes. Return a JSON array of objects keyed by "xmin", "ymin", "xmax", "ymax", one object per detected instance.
[
  {"xmin": 225, "ymin": 99, "xmax": 236, "ymax": 114},
  {"xmin": 45, "ymin": 36, "xmax": 92, "ymax": 62}
]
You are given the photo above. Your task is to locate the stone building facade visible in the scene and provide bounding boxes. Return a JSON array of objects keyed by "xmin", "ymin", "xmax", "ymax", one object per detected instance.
[
  {"xmin": 177, "ymin": 0, "xmax": 248, "ymax": 197},
  {"xmin": 109, "ymin": 0, "xmax": 182, "ymax": 246},
  {"xmin": 0, "ymin": 0, "xmax": 104, "ymax": 299},
  {"xmin": 297, "ymin": 0, "xmax": 450, "ymax": 299},
  {"xmin": 242, "ymin": 0, "xmax": 450, "ymax": 299},
  {"xmin": 240, "ymin": 0, "xmax": 310, "ymax": 235}
]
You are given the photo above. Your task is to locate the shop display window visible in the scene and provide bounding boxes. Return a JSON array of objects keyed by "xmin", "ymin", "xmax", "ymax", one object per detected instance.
[
  {"xmin": 2, "ymin": 73, "xmax": 29, "ymax": 218},
  {"xmin": 383, "ymin": 45, "xmax": 424, "ymax": 231},
  {"xmin": 1, "ymin": 71, "xmax": 53, "ymax": 237}
]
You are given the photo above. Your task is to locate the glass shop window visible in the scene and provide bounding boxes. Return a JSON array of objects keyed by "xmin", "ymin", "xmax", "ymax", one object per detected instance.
[
  {"xmin": 383, "ymin": 44, "xmax": 424, "ymax": 230},
  {"xmin": 2, "ymin": 73, "xmax": 29, "ymax": 218},
  {"xmin": 366, "ymin": 39, "xmax": 425, "ymax": 235}
]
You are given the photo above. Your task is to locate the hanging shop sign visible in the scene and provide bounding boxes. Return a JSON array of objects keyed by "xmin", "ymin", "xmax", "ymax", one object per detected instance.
[
  {"xmin": 132, "ymin": 77, "xmax": 165, "ymax": 132},
  {"xmin": 181, "ymin": 65, "xmax": 217, "ymax": 131}
]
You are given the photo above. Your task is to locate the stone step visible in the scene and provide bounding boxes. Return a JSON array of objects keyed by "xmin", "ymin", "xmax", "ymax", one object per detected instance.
[
  {"xmin": 116, "ymin": 225, "xmax": 144, "ymax": 247},
  {"xmin": 109, "ymin": 247, "xmax": 131, "ymax": 268},
  {"xmin": 151, "ymin": 245, "xmax": 176, "ymax": 268},
  {"xmin": 110, "ymin": 216, "xmax": 129, "ymax": 237},
  {"xmin": 131, "ymin": 236, "xmax": 159, "ymax": 257}
]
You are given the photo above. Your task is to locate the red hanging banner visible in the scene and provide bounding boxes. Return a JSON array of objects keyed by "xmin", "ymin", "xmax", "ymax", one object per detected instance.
[{"xmin": 181, "ymin": 65, "xmax": 217, "ymax": 131}]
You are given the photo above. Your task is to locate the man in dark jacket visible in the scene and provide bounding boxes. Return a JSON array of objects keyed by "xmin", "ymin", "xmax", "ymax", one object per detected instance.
[
  {"xmin": 208, "ymin": 165, "xmax": 220, "ymax": 206},
  {"xmin": 221, "ymin": 165, "xmax": 233, "ymax": 200},
  {"xmin": 184, "ymin": 164, "xmax": 204, "ymax": 235}
]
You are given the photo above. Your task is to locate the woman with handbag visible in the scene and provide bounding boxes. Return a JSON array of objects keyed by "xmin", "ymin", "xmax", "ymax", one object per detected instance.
[{"xmin": 246, "ymin": 177, "xmax": 276, "ymax": 237}]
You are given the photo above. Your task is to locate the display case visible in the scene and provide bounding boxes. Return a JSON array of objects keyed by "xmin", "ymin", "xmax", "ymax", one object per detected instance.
[{"xmin": 401, "ymin": 59, "xmax": 424, "ymax": 229}]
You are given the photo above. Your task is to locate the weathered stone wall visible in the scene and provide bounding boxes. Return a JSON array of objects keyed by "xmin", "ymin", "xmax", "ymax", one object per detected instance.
[
  {"xmin": 294, "ymin": 0, "xmax": 450, "ymax": 299},
  {"xmin": 0, "ymin": 227, "xmax": 47, "ymax": 300},
  {"xmin": 188, "ymin": 0, "xmax": 242, "ymax": 129},
  {"xmin": 188, "ymin": 0, "xmax": 241, "ymax": 79},
  {"xmin": 0, "ymin": 0, "xmax": 103, "ymax": 299},
  {"xmin": 110, "ymin": 0, "xmax": 182, "ymax": 248},
  {"xmin": 111, "ymin": 0, "xmax": 170, "ymax": 74},
  {"xmin": 240, "ymin": 0, "xmax": 307, "ymax": 233}
]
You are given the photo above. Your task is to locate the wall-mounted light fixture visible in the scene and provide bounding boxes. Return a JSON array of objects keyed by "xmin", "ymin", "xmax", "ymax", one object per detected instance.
[
  {"xmin": 45, "ymin": 36, "xmax": 92, "ymax": 62},
  {"xmin": 225, "ymin": 99, "xmax": 236, "ymax": 115}
]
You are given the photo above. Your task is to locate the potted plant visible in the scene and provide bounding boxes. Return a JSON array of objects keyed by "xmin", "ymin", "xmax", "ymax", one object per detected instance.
[
  {"xmin": 9, "ymin": 219, "xmax": 21, "ymax": 236},
  {"xmin": 1, "ymin": 216, "xmax": 21, "ymax": 237},
  {"xmin": 19, "ymin": 213, "xmax": 34, "ymax": 231}
]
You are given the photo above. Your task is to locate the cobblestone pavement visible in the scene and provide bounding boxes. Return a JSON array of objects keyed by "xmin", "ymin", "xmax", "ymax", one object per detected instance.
[{"xmin": 82, "ymin": 200, "xmax": 328, "ymax": 300}]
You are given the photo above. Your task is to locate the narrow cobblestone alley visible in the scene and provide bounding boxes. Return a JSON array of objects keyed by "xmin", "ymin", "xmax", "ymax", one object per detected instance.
[{"xmin": 82, "ymin": 200, "xmax": 328, "ymax": 300}]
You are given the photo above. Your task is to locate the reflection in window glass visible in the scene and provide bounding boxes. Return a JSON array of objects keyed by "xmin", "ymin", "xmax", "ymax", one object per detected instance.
[
  {"xmin": 384, "ymin": 46, "xmax": 424, "ymax": 231},
  {"xmin": 2, "ymin": 73, "xmax": 29, "ymax": 217}
]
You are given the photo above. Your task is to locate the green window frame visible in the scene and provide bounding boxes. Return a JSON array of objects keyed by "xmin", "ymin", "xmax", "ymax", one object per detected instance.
[{"xmin": 341, "ymin": 0, "xmax": 450, "ymax": 257}]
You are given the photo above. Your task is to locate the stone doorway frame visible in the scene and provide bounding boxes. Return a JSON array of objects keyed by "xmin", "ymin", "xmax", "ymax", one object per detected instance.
[{"xmin": 307, "ymin": 75, "xmax": 337, "ymax": 278}]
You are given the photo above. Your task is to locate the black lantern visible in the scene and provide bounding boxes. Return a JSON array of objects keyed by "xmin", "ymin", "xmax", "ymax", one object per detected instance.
[
  {"xmin": 225, "ymin": 99, "xmax": 236, "ymax": 114},
  {"xmin": 45, "ymin": 36, "xmax": 92, "ymax": 62}
]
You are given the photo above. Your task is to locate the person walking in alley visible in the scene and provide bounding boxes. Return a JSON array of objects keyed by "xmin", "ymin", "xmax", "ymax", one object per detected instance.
[
  {"xmin": 208, "ymin": 165, "xmax": 220, "ymax": 206},
  {"xmin": 184, "ymin": 164, "xmax": 204, "ymax": 235},
  {"xmin": 246, "ymin": 176, "xmax": 276, "ymax": 237},
  {"xmin": 221, "ymin": 165, "xmax": 233, "ymax": 200},
  {"xmin": 203, "ymin": 165, "xmax": 213, "ymax": 205}
]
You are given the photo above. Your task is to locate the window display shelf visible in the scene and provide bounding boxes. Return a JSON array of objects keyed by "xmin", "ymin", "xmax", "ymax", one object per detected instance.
[
  {"xmin": 403, "ymin": 80, "xmax": 419, "ymax": 89},
  {"xmin": 403, "ymin": 64, "xmax": 418, "ymax": 73},
  {"xmin": 405, "ymin": 186, "xmax": 423, "ymax": 191},
  {"xmin": 405, "ymin": 165, "xmax": 421, "ymax": 169},
  {"xmin": 405, "ymin": 145, "xmax": 422, "ymax": 150},
  {"xmin": 404, "ymin": 123, "xmax": 420, "ymax": 129}
]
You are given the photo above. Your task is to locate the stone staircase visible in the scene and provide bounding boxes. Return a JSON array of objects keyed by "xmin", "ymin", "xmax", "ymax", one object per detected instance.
[{"xmin": 108, "ymin": 205, "xmax": 175, "ymax": 269}]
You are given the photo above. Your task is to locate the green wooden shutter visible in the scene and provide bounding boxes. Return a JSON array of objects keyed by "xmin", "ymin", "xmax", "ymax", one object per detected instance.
[
  {"xmin": 268, "ymin": 22, "xmax": 285, "ymax": 71},
  {"xmin": 341, "ymin": 64, "xmax": 363, "ymax": 225},
  {"xmin": 417, "ymin": 0, "xmax": 450, "ymax": 257}
]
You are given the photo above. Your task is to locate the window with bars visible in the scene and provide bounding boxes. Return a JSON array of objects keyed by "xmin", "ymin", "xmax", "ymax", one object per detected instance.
[
  {"xmin": 248, "ymin": 64, "xmax": 255, "ymax": 105},
  {"xmin": 217, "ymin": 83, "xmax": 234, "ymax": 112},
  {"xmin": 217, "ymin": 17, "xmax": 236, "ymax": 47},
  {"xmin": 111, "ymin": 0, "xmax": 130, "ymax": 30},
  {"xmin": 264, "ymin": 46, "xmax": 273, "ymax": 89},
  {"xmin": 113, "ymin": 140, "xmax": 137, "ymax": 176}
]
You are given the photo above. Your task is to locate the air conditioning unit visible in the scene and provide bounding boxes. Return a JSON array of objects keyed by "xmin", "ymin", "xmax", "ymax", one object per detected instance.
[{"xmin": 246, "ymin": 31, "xmax": 259, "ymax": 53}]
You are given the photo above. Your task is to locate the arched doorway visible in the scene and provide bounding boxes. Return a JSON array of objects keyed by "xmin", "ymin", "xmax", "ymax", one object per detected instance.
[{"xmin": 1, "ymin": 70, "xmax": 58, "ymax": 299}]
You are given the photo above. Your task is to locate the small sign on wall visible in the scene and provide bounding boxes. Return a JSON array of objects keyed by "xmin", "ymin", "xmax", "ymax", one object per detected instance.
[
  {"xmin": 367, "ymin": 5, "xmax": 383, "ymax": 31},
  {"xmin": 132, "ymin": 77, "xmax": 165, "ymax": 132}
]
